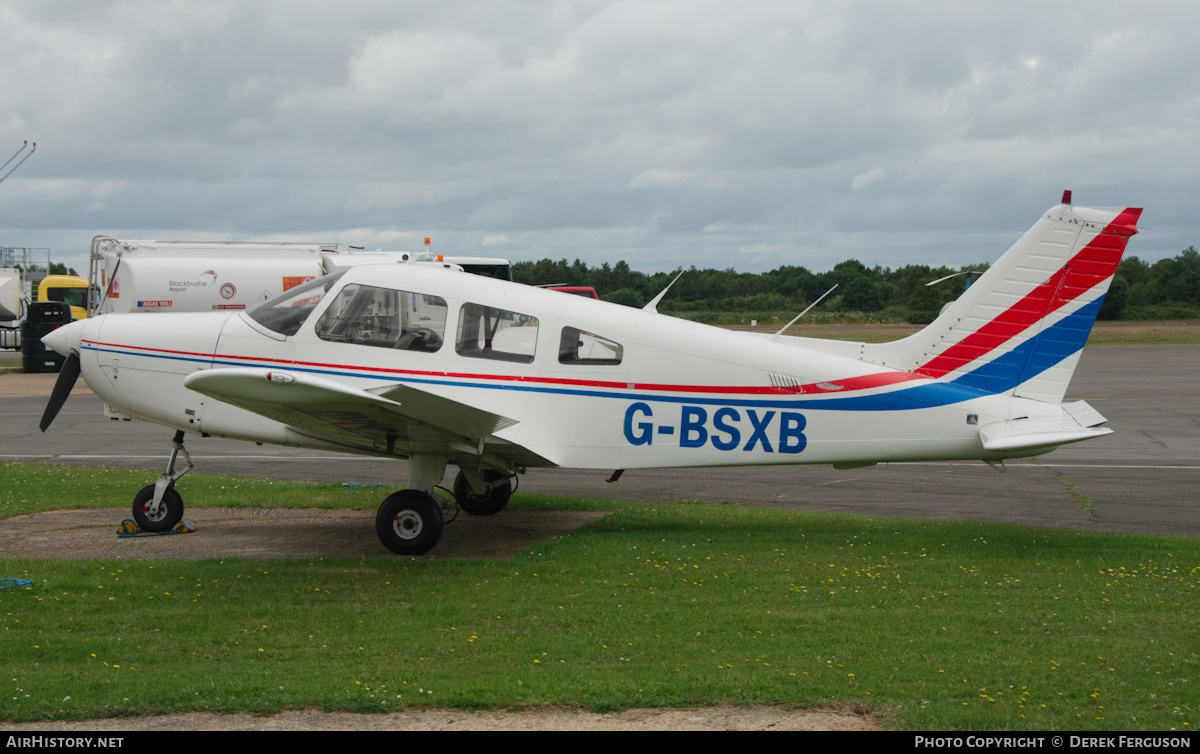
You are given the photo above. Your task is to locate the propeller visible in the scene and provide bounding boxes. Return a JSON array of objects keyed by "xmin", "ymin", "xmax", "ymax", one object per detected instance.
[{"xmin": 39, "ymin": 350, "xmax": 81, "ymax": 432}]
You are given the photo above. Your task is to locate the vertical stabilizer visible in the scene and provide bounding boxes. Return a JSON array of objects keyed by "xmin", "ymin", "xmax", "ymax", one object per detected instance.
[{"xmin": 863, "ymin": 198, "xmax": 1141, "ymax": 404}]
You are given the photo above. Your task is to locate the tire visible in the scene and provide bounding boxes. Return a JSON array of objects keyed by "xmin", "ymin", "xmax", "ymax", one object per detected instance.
[
  {"xmin": 453, "ymin": 469, "xmax": 512, "ymax": 516},
  {"xmin": 375, "ymin": 490, "xmax": 444, "ymax": 555},
  {"xmin": 132, "ymin": 484, "xmax": 184, "ymax": 532}
]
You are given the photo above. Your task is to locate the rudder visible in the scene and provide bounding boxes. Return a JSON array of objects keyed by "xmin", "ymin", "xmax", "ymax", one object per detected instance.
[{"xmin": 863, "ymin": 196, "xmax": 1141, "ymax": 404}]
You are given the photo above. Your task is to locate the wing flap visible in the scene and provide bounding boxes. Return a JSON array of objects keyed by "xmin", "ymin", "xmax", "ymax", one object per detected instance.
[{"xmin": 370, "ymin": 383, "xmax": 518, "ymax": 438}]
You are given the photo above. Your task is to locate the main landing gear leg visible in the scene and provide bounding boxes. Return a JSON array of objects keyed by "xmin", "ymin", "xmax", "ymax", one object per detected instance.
[
  {"xmin": 453, "ymin": 467, "xmax": 514, "ymax": 516},
  {"xmin": 375, "ymin": 455, "xmax": 447, "ymax": 556},
  {"xmin": 132, "ymin": 430, "xmax": 191, "ymax": 532}
]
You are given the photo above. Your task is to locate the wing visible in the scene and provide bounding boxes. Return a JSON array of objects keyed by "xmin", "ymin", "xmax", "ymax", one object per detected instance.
[{"xmin": 183, "ymin": 367, "xmax": 556, "ymax": 469}]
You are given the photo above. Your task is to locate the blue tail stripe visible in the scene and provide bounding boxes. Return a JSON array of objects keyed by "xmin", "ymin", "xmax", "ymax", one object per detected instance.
[
  {"xmin": 1015, "ymin": 295, "xmax": 1103, "ymax": 386},
  {"xmin": 957, "ymin": 295, "xmax": 1102, "ymax": 395},
  {"xmin": 803, "ymin": 295, "xmax": 1104, "ymax": 412}
]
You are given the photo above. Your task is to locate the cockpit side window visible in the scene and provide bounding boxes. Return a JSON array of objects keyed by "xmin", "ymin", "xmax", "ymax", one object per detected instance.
[
  {"xmin": 245, "ymin": 271, "xmax": 345, "ymax": 337},
  {"xmin": 559, "ymin": 327, "xmax": 623, "ymax": 365},
  {"xmin": 315, "ymin": 284, "xmax": 447, "ymax": 353},
  {"xmin": 455, "ymin": 303, "xmax": 538, "ymax": 363}
]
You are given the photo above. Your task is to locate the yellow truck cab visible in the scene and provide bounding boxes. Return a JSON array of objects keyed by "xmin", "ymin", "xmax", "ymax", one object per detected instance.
[{"xmin": 38, "ymin": 275, "xmax": 91, "ymax": 320}]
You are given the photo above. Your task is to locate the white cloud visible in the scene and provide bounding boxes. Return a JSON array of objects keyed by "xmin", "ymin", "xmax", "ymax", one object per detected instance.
[
  {"xmin": 2, "ymin": 0, "xmax": 1197, "ymax": 276},
  {"xmin": 851, "ymin": 168, "xmax": 886, "ymax": 190}
]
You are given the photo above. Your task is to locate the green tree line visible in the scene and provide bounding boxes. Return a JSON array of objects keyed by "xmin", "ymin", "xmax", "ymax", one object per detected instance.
[
  {"xmin": 514, "ymin": 247, "xmax": 1200, "ymax": 323},
  {"xmin": 1099, "ymin": 247, "xmax": 1200, "ymax": 320},
  {"xmin": 12, "ymin": 261, "xmax": 79, "ymax": 276}
]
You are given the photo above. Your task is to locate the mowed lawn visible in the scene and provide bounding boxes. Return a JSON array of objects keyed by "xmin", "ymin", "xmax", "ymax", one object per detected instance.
[{"xmin": 0, "ymin": 464, "xmax": 1196, "ymax": 730}]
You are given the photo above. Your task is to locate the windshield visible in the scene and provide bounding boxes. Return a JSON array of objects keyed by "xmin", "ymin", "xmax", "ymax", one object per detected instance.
[
  {"xmin": 245, "ymin": 271, "xmax": 346, "ymax": 336},
  {"xmin": 49, "ymin": 287, "xmax": 89, "ymax": 307}
]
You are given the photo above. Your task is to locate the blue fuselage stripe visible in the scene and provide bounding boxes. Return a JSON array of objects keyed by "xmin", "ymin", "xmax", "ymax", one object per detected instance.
[{"xmin": 84, "ymin": 295, "xmax": 1101, "ymax": 412}]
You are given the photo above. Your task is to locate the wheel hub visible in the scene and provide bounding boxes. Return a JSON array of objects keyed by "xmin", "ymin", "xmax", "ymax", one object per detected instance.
[{"xmin": 391, "ymin": 510, "xmax": 423, "ymax": 540}]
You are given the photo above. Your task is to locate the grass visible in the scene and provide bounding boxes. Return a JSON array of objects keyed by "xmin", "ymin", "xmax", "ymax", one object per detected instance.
[
  {"xmin": 0, "ymin": 463, "xmax": 1197, "ymax": 730},
  {"xmin": 1084, "ymin": 321, "xmax": 1200, "ymax": 345},
  {"xmin": 1059, "ymin": 475, "xmax": 1095, "ymax": 511}
]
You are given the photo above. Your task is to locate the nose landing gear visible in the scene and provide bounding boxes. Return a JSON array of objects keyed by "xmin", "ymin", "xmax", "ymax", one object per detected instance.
[{"xmin": 132, "ymin": 430, "xmax": 191, "ymax": 532}]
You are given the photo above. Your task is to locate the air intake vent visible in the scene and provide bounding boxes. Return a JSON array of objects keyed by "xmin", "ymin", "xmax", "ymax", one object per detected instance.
[{"xmin": 769, "ymin": 373, "xmax": 802, "ymax": 394}]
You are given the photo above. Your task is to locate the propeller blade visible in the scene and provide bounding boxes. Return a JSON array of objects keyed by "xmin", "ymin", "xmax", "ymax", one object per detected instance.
[{"xmin": 39, "ymin": 350, "xmax": 81, "ymax": 432}]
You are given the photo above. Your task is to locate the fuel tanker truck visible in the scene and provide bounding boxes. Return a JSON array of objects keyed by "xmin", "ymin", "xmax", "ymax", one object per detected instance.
[{"xmin": 87, "ymin": 236, "xmax": 511, "ymax": 315}]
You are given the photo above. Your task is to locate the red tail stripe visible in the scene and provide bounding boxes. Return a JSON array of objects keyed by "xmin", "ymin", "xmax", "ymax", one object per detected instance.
[{"xmin": 915, "ymin": 207, "xmax": 1141, "ymax": 379}]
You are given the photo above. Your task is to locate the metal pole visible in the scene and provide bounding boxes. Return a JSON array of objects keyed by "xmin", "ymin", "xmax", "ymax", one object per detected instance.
[{"xmin": 0, "ymin": 141, "xmax": 35, "ymax": 183}]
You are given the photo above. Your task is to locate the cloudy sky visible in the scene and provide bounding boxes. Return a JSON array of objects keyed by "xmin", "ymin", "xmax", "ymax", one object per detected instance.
[{"xmin": 2, "ymin": 1, "xmax": 1197, "ymax": 277}]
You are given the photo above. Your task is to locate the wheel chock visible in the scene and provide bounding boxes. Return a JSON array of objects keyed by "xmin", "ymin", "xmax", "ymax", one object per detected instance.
[{"xmin": 117, "ymin": 519, "xmax": 198, "ymax": 538}]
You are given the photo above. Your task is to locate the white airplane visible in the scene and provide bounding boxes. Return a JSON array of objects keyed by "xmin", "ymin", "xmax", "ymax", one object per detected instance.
[{"xmin": 40, "ymin": 193, "xmax": 1141, "ymax": 556}]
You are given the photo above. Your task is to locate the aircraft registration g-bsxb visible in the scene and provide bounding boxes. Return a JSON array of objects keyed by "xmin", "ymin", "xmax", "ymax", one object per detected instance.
[{"xmin": 40, "ymin": 193, "xmax": 1141, "ymax": 556}]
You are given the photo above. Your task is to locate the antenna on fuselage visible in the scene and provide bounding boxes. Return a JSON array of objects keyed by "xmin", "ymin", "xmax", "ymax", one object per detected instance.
[
  {"xmin": 642, "ymin": 270, "xmax": 684, "ymax": 314},
  {"xmin": 771, "ymin": 284, "xmax": 838, "ymax": 339},
  {"xmin": 925, "ymin": 269, "xmax": 984, "ymax": 290}
]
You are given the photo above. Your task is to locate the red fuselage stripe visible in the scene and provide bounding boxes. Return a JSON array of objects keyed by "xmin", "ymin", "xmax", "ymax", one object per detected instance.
[{"xmin": 82, "ymin": 339, "xmax": 930, "ymax": 397}]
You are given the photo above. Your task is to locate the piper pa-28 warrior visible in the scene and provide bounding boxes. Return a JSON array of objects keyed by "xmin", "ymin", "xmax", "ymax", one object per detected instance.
[{"xmin": 40, "ymin": 193, "xmax": 1141, "ymax": 556}]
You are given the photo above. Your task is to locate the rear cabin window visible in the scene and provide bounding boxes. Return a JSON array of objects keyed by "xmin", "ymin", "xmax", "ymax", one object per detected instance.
[
  {"xmin": 558, "ymin": 327, "xmax": 623, "ymax": 365},
  {"xmin": 315, "ymin": 283, "xmax": 447, "ymax": 353},
  {"xmin": 455, "ymin": 303, "xmax": 538, "ymax": 363}
]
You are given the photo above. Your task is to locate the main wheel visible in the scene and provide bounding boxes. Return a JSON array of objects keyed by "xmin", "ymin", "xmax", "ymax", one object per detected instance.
[
  {"xmin": 132, "ymin": 484, "xmax": 184, "ymax": 532},
  {"xmin": 453, "ymin": 469, "xmax": 513, "ymax": 516},
  {"xmin": 375, "ymin": 490, "xmax": 444, "ymax": 555}
]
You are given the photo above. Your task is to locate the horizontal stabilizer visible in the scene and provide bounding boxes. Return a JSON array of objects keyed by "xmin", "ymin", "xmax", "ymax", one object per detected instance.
[
  {"xmin": 1061, "ymin": 399, "xmax": 1108, "ymax": 428},
  {"xmin": 979, "ymin": 401, "xmax": 1111, "ymax": 453}
]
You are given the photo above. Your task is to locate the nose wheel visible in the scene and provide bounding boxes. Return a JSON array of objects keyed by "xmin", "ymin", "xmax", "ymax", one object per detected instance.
[
  {"xmin": 133, "ymin": 430, "xmax": 192, "ymax": 532},
  {"xmin": 132, "ymin": 484, "xmax": 184, "ymax": 532}
]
